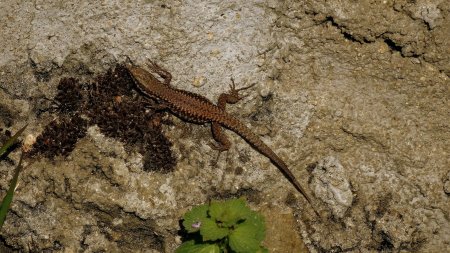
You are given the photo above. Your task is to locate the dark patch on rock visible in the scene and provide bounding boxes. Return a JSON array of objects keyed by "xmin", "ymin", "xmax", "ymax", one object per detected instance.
[
  {"xmin": 81, "ymin": 203, "xmax": 164, "ymax": 252},
  {"xmin": 30, "ymin": 60, "xmax": 52, "ymax": 83},
  {"xmin": 210, "ymin": 187, "xmax": 261, "ymax": 205},
  {"xmin": 27, "ymin": 115, "xmax": 87, "ymax": 158},
  {"xmin": 0, "ymin": 105, "xmax": 14, "ymax": 128},
  {"xmin": 54, "ymin": 77, "xmax": 85, "ymax": 114},
  {"xmin": 377, "ymin": 231, "xmax": 394, "ymax": 251},
  {"xmin": 284, "ymin": 191, "xmax": 297, "ymax": 207},
  {"xmin": 28, "ymin": 65, "xmax": 175, "ymax": 172},
  {"xmin": 0, "ymin": 237, "xmax": 15, "ymax": 253},
  {"xmin": 384, "ymin": 38, "xmax": 403, "ymax": 54}
]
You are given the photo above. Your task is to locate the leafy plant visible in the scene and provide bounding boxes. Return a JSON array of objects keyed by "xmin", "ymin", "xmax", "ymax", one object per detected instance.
[
  {"xmin": 0, "ymin": 124, "xmax": 27, "ymax": 229},
  {"xmin": 176, "ymin": 198, "xmax": 268, "ymax": 253}
]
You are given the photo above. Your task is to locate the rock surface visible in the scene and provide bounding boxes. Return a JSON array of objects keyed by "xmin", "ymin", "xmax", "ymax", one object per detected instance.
[{"xmin": 0, "ymin": 0, "xmax": 448, "ymax": 252}]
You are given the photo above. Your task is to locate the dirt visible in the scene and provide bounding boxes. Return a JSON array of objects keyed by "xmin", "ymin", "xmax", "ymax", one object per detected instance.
[{"xmin": 0, "ymin": 1, "xmax": 448, "ymax": 252}]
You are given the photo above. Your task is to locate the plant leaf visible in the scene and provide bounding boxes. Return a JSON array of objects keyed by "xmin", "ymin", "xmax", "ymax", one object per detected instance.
[
  {"xmin": 209, "ymin": 198, "xmax": 251, "ymax": 227},
  {"xmin": 175, "ymin": 240, "xmax": 220, "ymax": 253},
  {"xmin": 0, "ymin": 152, "xmax": 24, "ymax": 229},
  {"xmin": 257, "ymin": 246, "xmax": 269, "ymax": 253},
  {"xmin": 0, "ymin": 124, "xmax": 27, "ymax": 157},
  {"xmin": 200, "ymin": 218, "xmax": 229, "ymax": 241},
  {"xmin": 228, "ymin": 212, "xmax": 266, "ymax": 253},
  {"xmin": 245, "ymin": 211, "xmax": 266, "ymax": 242},
  {"xmin": 182, "ymin": 204, "xmax": 209, "ymax": 233},
  {"xmin": 229, "ymin": 223, "xmax": 260, "ymax": 253}
]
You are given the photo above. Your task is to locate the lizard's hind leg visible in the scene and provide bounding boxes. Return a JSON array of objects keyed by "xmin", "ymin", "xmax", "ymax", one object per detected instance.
[
  {"xmin": 210, "ymin": 122, "xmax": 232, "ymax": 152},
  {"xmin": 208, "ymin": 122, "xmax": 232, "ymax": 165}
]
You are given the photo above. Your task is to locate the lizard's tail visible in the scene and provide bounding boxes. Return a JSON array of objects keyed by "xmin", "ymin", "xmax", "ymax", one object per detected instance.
[{"xmin": 223, "ymin": 116, "xmax": 319, "ymax": 216}]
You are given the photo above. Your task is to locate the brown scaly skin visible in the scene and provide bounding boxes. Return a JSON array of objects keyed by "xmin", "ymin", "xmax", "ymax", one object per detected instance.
[{"xmin": 127, "ymin": 61, "xmax": 318, "ymax": 215}]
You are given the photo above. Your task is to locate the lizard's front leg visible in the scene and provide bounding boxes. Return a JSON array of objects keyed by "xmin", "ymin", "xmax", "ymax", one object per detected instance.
[
  {"xmin": 217, "ymin": 78, "xmax": 255, "ymax": 107},
  {"xmin": 145, "ymin": 60, "xmax": 172, "ymax": 85}
]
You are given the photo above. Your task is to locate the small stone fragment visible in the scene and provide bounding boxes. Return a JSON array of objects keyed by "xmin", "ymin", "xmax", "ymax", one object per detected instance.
[
  {"xmin": 311, "ymin": 156, "xmax": 353, "ymax": 218},
  {"xmin": 444, "ymin": 172, "xmax": 450, "ymax": 195}
]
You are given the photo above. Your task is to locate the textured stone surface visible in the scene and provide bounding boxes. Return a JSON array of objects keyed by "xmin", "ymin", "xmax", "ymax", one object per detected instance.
[{"xmin": 0, "ymin": 0, "xmax": 448, "ymax": 252}]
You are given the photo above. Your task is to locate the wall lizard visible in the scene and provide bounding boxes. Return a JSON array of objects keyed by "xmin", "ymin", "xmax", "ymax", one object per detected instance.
[{"xmin": 127, "ymin": 61, "xmax": 317, "ymax": 215}]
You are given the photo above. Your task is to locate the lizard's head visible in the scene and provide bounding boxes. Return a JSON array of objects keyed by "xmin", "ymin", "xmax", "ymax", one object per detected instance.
[{"xmin": 126, "ymin": 65, "xmax": 159, "ymax": 86}]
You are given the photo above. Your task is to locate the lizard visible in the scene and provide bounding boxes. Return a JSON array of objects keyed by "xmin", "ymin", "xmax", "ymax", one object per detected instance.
[{"xmin": 126, "ymin": 60, "xmax": 318, "ymax": 215}]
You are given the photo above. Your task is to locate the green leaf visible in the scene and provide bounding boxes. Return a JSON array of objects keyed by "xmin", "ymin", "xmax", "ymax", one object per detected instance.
[
  {"xmin": 0, "ymin": 152, "xmax": 24, "ymax": 229},
  {"xmin": 182, "ymin": 204, "xmax": 209, "ymax": 233},
  {"xmin": 245, "ymin": 211, "xmax": 266, "ymax": 242},
  {"xmin": 257, "ymin": 246, "xmax": 269, "ymax": 253},
  {"xmin": 175, "ymin": 241, "xmax": 220, "ymax": 253},
  {"xmin": 0, "ymin": 124, "xmax": 27, "ymax": 157},
  {"xmin": 200, "ymin": 218, "xmax": 229, "ymax": 241},
  {"xmin": 209, "ymin": 198, "xmax": 251, "ymax": 227},
  {"xmin": 228, "ymin": 212, "xmax": 266, "ymax": 253},
  {"xmin": 179, "ymin": 198, "xmax": 267, "ymax": 252},
  {"xmin": 229, "ymin": 224, "xmax": 260, "ymax": 253}
]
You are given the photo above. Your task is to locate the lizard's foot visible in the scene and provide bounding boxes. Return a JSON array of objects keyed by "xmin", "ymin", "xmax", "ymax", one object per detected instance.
[
  {"xmin": 217, "ymin": 78, "xmax": 256, "ymax": 109},
  {"xmin": 208, "ymin": 141, "xmax": 228, "ymax": 152},
  {"xmin": 208, "ymin": 141, "xmax": 228, "ymax": 166},
  {"xmin": 226, "ymin": 78, "xmax": 256, "ymax": 103}
]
